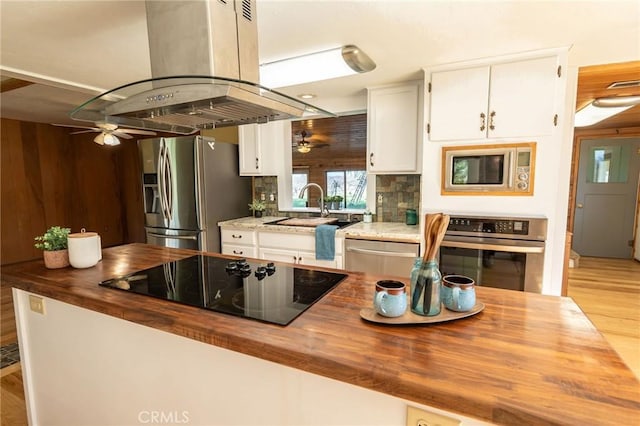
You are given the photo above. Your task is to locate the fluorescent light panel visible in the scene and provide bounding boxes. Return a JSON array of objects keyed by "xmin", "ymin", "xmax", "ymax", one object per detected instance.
[
  {"xmin": 260, "ymin": 45, "xmax": 375, "ymax": 89},
  {"xmin": 574, "ymin": 95, "xmax": 640, "ymax": 127}
]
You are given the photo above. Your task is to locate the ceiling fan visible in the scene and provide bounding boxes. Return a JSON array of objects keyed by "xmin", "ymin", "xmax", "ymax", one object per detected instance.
[
  {"xmin": 52, "ymin": 122, "xmax": 157, "ymax": 146},
  {"xmin": 292, "ymin": 130, "xmax": 330, "ymax": 153}
]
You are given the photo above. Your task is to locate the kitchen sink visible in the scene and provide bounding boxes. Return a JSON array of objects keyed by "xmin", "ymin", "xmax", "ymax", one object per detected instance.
[{"xmin": 266, "ymin": 218, "xmax": 357, "ymax": 229}]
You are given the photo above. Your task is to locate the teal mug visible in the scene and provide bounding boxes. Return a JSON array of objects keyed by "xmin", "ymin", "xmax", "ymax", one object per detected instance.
[
  {"xmin": 374, "ymin": 280, "xmax": 407, "ymax": 317},
  {"xmin": 441, "ymin": 275, "xmax": 476, "ymax": 312}
]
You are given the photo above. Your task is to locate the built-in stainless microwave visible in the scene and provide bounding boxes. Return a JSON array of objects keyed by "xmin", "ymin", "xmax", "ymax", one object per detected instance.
[{"xmin": 441, "ymin": 142, "xmax": 536, "ymax": 195}]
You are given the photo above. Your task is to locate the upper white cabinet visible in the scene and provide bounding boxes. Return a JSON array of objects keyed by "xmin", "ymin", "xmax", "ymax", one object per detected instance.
[
  {"xmin": 367, "ymin": 81, "xmax": 424, "ymax": 174},
  {"xmin": 239, "ymin": 120, "xmax": 291, "ymax": 176},
  {"xmin": 428, "ymin": 54, "xmax": 562, "ymax": 141}
]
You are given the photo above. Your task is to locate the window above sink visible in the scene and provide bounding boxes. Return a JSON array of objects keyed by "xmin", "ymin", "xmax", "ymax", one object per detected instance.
[{"xmin": 277, "ymin": 113, "xmax": 377, "ymax": 214}]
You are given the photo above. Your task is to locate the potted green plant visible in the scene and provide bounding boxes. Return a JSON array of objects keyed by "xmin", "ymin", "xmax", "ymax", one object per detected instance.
[
  {"xmin": 326, "ymin": 195, "xmax": 343, "ymax": 210},
  {"xmin": 248, "ymin": 199, "xmax": 266, "ymax": 218},
  {"xmin": 332, "ymin": 195, "xmax": 344, "ymax": 210},
  {"xmin": 34, "ymin": 226, "xmax": 71, "ymax": 269}
]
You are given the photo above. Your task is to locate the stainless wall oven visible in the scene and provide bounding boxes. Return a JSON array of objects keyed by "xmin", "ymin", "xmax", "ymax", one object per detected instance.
[{"xmin": 439, "ymin": 215, "xmax": 547, "ymax": 293}]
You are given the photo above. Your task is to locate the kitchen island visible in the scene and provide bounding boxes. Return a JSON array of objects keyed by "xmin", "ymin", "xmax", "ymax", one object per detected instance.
[{"xmin": 3, "ymin": 244, "xmax": 639, "ymax": 425}]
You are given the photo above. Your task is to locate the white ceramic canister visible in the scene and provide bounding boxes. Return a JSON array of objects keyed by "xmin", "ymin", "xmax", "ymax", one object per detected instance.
[{"xmin": 68, "ymin": 228, "xmax": 102, "ymax": 268}]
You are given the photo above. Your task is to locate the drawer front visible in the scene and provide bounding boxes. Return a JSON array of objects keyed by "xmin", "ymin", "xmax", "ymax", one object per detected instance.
[
  {"xmin": 221, "ymin": 229, "xmax": 256, "ymax": 245},
  {"xmin": 259, "ymin": 232, "xmax": 315, "ymax": 251},
  {"xmin": 221, "ymin": 243, "xmax": 257, "ymax": 259},
  {"xmin": 259, "ymin": 231, "xmax": 343, "ymax": 255}
]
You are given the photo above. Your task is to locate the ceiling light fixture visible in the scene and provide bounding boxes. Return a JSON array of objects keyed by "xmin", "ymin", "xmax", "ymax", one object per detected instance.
[
  {"xmin": 297, "ymin": 144, "xmax": 311, "ymax": 154},
  {"xmin": 574, "ymin": 95, "xmax": 640, "ymax": 127},
  {"xmin": 94, "ymin": 132, "xmax": 121, "ymax": 146},
  {"xmin": 298, "ymin": 94, "xmax": 316, "ymax": 99},
  {"xmin": 260, "ymin": 45, "xmax": 376, "ymax": 89}
]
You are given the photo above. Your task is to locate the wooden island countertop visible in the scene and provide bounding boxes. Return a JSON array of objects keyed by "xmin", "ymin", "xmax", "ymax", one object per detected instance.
[{"xmin": 2, "ymin": 243, "xmax": 639, "ymax": 425}]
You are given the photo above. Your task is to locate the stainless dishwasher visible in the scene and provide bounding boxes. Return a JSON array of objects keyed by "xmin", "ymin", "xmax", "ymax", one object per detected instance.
[{"xmin": 345, "ymin": 238, "xmax": 420, "ymax": 279}]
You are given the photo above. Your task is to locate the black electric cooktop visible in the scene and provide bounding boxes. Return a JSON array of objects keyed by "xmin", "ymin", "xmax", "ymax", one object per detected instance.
[{"xmin": 99, "ymin": 255, "xmax": 347, "ymax": 326}]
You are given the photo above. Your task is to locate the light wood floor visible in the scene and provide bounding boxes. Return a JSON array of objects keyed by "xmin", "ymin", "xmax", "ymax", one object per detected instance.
[
  {"xmin": 567, "ymin": 256, "xmax": 640, "ymax": 379},
  {"xmin": 0, "ymin": 257, "xmax": 638, "ymax": 425}
]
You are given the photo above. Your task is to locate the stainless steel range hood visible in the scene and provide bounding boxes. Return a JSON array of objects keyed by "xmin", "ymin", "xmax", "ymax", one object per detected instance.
[{"xmin": 70, "ymin": 0, "xmax": 334, "ymax": 134}]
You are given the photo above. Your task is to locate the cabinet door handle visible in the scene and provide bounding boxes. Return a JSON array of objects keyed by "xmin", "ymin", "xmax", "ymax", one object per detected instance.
[
  {"xmin": 369, "ymin": 153, "xmax": 374, "ymax": 167},
  {"xmin": 233, "ymin": 250, "xmax": 243, "ymax": 255},
  {"xmin": 255, "ymin": 158, "xmax": 259, "ymax": 169},
  {"xmin": 489, "ymin": 111, "xmax": 496, "ymax": 131},
  {"xmin": 480, "ymin": 112, "xmax": 486, "ymax": 131},
  {"xmin": 232, "ymin": 234, "xmax": 242, "ymax": 239},
  {"xmin": 293, "ymin": 256, "xmax": 298, "ymax": 263}
]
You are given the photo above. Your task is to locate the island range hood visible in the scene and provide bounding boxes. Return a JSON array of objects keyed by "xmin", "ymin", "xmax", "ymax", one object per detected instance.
[{"xmin": 70, "ymin": 0, "xmax": 334, "ymax": 134}]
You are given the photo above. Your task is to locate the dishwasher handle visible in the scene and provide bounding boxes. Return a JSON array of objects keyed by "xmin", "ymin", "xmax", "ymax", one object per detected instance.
[{"xmin": 346, "ymin": 247, "xmax": 418, "ymax": 258}]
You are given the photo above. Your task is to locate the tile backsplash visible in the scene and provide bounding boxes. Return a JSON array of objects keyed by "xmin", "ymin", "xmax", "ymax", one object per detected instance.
[
  {"xmin": 253, "ymin": 174, "xmax": 421, "ymax": 222},
  {"xmin": 375, "ymin": 174, "xmax": 421, "ymax": 222}
]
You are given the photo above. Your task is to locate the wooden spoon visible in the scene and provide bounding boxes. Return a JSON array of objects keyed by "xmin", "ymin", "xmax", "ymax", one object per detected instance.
[
  {"xmin": 427, "ymin": 214, "xmax": 450, "ymax": 261},
  {"xmin": 422, "ymin": 213, "xmax": 442, "ymax": 262}
]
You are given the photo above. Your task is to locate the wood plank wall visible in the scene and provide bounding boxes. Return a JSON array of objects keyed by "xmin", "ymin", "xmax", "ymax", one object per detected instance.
[
  {"xmin": 0, "ymin": 118, "xmax": 145, "ymax": 266},
  {"xmin": 1, "ymin": 118, "xmax": 146, "ymax": 346},
  {"xmin": 291, "ymin": 114, "xmax": 366, "ymax": 201}
]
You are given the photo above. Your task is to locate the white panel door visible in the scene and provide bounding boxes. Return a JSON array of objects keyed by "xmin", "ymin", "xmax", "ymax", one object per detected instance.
[
  {"xmin": 428, "ymin": 66, "xmax": 490, "ymax": 141},
  {"xmin": 488, "ymin": 55, "xmax": 559, "ymax": 138},
  {"xmin": 573, "ymin": 137, "xmax": 640, "ymax": 258}
]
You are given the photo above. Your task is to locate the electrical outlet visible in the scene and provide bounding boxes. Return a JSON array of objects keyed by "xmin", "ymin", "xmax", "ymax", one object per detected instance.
[
  {"xmin": 406, "ymin": 406, "xmax": 460, "ymax": 426},
  {"xmin": 270, "ymin": 193, "xmax": 275, "ymax": 202},
  {"xmin": 260, "ymin": 192, "xmax": 266, "ymax": 201},
  {"xmin": 29, "ymin": 295, "xmax": 45, "ymax": 315},
  {"xmin": 377, "ymin": 193, "xmax": 383, "ymax": 203}
]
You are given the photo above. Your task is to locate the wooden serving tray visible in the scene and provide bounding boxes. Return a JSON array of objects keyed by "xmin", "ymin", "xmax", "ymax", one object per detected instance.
[
  {"xmin": 277, "ymin": 217, "xmax": 339, "ymax": 227},
  {"xmin": 360, "ymin": 302, "xmax": 484, "ymax": 325}
]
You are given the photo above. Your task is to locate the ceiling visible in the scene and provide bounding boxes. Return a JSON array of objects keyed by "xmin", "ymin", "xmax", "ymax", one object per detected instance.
[{"xmin": 1, "ymin": 0, "xmax": 639, "ymax": 130}]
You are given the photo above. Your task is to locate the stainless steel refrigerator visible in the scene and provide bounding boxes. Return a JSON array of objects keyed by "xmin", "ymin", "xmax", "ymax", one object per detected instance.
[{"xmin": 139, "ymin": 136, "xmax": 251, "ymax": 252}]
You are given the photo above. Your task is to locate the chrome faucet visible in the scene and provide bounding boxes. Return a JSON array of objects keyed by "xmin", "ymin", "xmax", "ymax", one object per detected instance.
[{"xmin": 298, "ymin": 182, "xmax": 330, "ymax": 217}]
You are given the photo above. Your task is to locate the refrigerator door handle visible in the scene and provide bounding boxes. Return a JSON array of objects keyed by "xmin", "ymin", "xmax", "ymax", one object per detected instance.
[
  {"xmin": 157, "ymin": 141, "xmax": 169, "ymax": 221},
  {"xmin": 163, "ymin": 144, "xmax": 173, "ymax": 221},
  {"xmin": 147, "ymin": 232, "xmax": 198, "ymax": 241}
]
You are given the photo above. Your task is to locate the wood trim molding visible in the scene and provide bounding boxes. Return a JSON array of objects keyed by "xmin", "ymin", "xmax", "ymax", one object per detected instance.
[
  {"xmin": 0, "ymin": 78, "xmax": 34, "ymax": 93},
  {"xmin": 440, "ymin": 141, "xmax": 536, "ymax": 196}
]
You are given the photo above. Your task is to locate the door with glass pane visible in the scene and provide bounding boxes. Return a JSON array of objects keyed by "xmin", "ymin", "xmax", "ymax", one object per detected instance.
[{"xmin": 573, "ymin": 138, "xmax": 640, "ymax": 258}]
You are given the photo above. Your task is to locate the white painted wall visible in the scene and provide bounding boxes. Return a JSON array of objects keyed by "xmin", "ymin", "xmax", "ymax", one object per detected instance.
[
  {"xmin": 14, "ymin": 290, "xmax": 491, "ymax": 426},
  {"xmin": 420, "ymin": 48, "xmax": 577, "ymax": 296}
]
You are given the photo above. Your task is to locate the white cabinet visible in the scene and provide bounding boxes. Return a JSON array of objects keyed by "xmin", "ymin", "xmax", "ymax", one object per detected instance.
[
  {"xmin": 220, "ymin": 228, "xmax": 257, "ymax": 258},
  {"xmin": 258, "ymin": 231, "xmax": 343, "ymax": 269},
  {"xmin": 428, "ymin": 55, "xmax": 561, "ymax": 141},
  {"xmin": 238, "ymin": 120, "xmax": 291, "ymax": 176},
  {"xmin": 367, "ymin": 81, "xmax": 423, "ymax": 174}
]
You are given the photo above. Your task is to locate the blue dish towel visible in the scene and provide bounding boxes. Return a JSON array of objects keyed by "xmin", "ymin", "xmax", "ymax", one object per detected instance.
[{"xmin": 315, "ymin": 224, "xmax": 339, "ymax": 260}]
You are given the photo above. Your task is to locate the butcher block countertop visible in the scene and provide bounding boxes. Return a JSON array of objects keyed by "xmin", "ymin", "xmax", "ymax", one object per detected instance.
[{"xmin": 2, "ymin": 244, "xmax": 639, "ymax": 425}]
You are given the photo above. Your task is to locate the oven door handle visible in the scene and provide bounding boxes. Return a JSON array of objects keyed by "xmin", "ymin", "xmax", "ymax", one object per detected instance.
[
  {"xmin": 345, "ymin": 247, "xmax": 418, "ymax": 258},
  {"xmin": 440, "ymin": 240, "xmax": 544, "ymax": 254}
]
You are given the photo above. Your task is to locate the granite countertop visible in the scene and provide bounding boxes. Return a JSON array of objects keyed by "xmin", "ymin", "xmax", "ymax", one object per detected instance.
[
  {"xmin": 339, "ymin": 221, "xmax": 421, "ymax": 243},
  {"xmin": 219, "ymin": 216, "xmax": 421, "ymax": 242},
  {"xmin": 3, "ymin": 244, "xmax": 639, "ymax": 425}
]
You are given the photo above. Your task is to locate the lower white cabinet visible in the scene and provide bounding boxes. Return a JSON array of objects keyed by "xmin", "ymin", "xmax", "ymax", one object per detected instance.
[
  {"xmin": 220, "ymin": 229, "xmax": 257, "ymax": 258},
  {"xmin": 258, "ymin": 231, "xmax": 343, "ymax": 269},
  {"xmin": 220, "ymin": 228, "xmax": 344, "ymax": 268}
]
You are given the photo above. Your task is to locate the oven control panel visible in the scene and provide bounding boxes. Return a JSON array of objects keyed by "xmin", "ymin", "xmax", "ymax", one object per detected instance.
[{"xmin": 448, "ymin": 217, "xmax": 529, "ymax": 235}]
